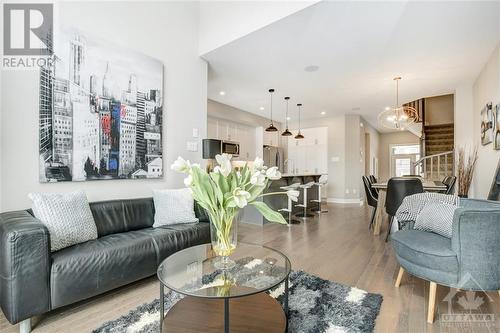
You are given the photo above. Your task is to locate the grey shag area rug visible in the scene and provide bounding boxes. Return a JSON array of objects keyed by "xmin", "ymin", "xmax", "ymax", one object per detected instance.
[{"xmin": 93, "ymin": 268, "xmax": 382, "ymax": 333}]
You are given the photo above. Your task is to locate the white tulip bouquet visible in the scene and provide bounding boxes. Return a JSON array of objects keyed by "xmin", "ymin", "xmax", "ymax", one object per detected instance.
[{"xmin": 171, "ymin": 153, "xmax": 299, "ymax": 266}]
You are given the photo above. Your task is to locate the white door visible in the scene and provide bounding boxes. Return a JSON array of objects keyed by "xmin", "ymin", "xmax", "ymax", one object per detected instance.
[
  {"xmin": 389, "ymin": 144, "xmax": 421, "ymax": 177},
  {"xmin": 391, "ymin": 154, "xmax": 417, "ymax": 177}
]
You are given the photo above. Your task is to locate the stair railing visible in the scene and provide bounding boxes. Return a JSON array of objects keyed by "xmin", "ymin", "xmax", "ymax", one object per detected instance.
[{"xmin": 413, "ymin": 150, "xmax": 454, "ymax": 180}]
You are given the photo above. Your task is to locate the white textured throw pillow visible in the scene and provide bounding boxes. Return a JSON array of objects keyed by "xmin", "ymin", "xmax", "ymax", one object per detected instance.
[
  {"xmin": 414, "ymin": 202, "xmax": 457, "ymax": 238},
  {"xmin": 153, "ymin": 188, "xmax": 199, "ymax": 227},
  {"xmin": 28, "ymin": 191, "xmax": 98, "ymax": 251}
]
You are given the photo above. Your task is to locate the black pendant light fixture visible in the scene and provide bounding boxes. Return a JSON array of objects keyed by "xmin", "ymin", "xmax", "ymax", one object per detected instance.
[
  {"xmin": 281, "ymin": 97, "xmax": 292, "ymax": 136},
  {"xmin": 265, "ymin": 89, "xmax": 278, "ymax": 132},
  {"xmin": 295, "ymin": 103, "xmax": 305, "ymax": 139}
]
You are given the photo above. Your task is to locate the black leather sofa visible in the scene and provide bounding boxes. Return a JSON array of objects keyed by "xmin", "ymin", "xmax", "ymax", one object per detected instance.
[{"xmin": 0, "ymin": 197, "xmax": 210, "ymax": 332}]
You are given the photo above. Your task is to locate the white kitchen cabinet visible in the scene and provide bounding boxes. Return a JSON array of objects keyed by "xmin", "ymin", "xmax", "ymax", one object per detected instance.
[
  {"xmin": 287, "ymin": 127, "xmax": 328, "ymax": 174},
  {"xmin": 207, "ymin": 117, "xmax": 257, "ymax": 161},
  {"xmin": 263, "ymin": 130, "xmax": 280, "ymax": 147},
  {"xmin": 216, "ymin": 121, "xmax": 237, "ymax": 141},
  {"xmin": 207, "ymin": 117, "xmax": 218, "ymax": 139},
  {"xmin": 236, "ymin": 125, "xmax": 248, "ymax": 160},
  {"xmin": 217, "ymin": 120, "xmax": 229, "ymax": 140},
  {"xmin": 227, "ymin": 123, "xmax": 237, "ymax": 142}
]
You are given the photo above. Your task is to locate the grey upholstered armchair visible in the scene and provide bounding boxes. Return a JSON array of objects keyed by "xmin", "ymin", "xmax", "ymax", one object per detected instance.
[{"xmin": 390, "ymin": 198, "xmax": 500, "ymax": 323}]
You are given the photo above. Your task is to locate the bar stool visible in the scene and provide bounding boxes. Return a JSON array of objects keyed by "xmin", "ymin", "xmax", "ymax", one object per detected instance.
[
  {"xmin": 311, "ymin": 175, "xmax": 328, "ymax": 213},
  {"xmin": 278, "ymin": 183, "xmax": 301, "ymax": 225},
  {"xmin": 295, "ymin": 181, "xmax": 315, "ymax": 218}
]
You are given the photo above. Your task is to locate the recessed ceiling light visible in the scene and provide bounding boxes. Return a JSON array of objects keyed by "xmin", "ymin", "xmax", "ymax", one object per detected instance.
[
  {"xmin": 304, "ymin": 65, "xmax": 319, "ymax": 72},
  {"xmin": 286, "ymin": 116, "xmax": 291, "ymax": 121},
  {"xmin": 259, "ymin": 106, "xmax": 265, "ymax": 111},
  {"xmin": 219, "ymin": 91, "xmax": 226, "ymax": 96},
  {"xmin": 320, "ymin": 111, "xmax": 326, "ymax": 115}
]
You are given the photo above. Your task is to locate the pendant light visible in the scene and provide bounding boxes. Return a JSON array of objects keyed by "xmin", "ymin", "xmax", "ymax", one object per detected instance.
[
  {"xmin": 281, "ymin": 97, "xmax": 292, "ymax": 136},
  {"xmin": 378, "ymin": 77, "xmax": 418, "ymax": 130},
  {"xmin": 295, "ymin": 103, "xmax": 304, "ymax": 139},
  {"xmin": 265, "ymin": 88, "xmax": 278, "ymax": 132}
]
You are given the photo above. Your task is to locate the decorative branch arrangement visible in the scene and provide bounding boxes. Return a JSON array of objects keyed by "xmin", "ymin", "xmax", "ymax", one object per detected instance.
[{"xmin": 457, "ymin": 146, "xmax": 478, "ymax": 197}]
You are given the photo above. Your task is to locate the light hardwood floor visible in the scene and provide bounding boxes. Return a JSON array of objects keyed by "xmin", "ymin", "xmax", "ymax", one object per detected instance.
[{"xmin": 1, "ymin": 203, "xmax": 498, "ymax": 332}]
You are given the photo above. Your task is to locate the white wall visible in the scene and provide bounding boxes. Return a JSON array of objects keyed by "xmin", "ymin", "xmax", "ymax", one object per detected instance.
[
  {"xmin": 361, "ymin": 118, "xmax": 380, "ymax": 177},
  {"xmin": 454, "ymin": 82, "xmax": 475, "ymax": 196},
  {"xmin": 425, "ymin": 94, "xmax": 454, "ymax": 126},
  {"xmin": 344, "ymin": 115, "xmax": 362, "ymax": 201},
  {"xmin": 471, "ymin": 44, "xmax": 500, "ymax": 198},
  {"xmin": 0, "ymin": 1, "xmax": 207, "ymax": 211},
  {"xmin": 208, "ymin": 99, "xmax": 276, "ymax": 128},
  {"xmin": 198, "ymin": 1, "xmax": 318, "ymax": 55}
]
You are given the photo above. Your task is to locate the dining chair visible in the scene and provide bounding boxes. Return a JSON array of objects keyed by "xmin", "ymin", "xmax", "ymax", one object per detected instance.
[
  {"xmin": 442, "ymin": 176, "xmax": 457, "ymax": 195},
  {"xmin": 362, "ymin": 176, "xmax": 378, "ymax": 229},
  {"xmin": 368, "ymin": 175, "xmax": 379, "ymax": 196},
  {"xmin": 385, "ymin": 177, "xmax": 424, "ymax": 241}
]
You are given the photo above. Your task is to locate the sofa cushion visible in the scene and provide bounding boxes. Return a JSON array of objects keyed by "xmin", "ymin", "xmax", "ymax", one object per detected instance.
[
  {"xmin": 29, "ymin": 191, "xmax": 98, "ymax": 251},
  {"xmin": 391, "ymin": 230, "xmax": 459, "ymax": 275},
  {"xmin": 142, "ymin": 223, "xmax": 211, "ymax": 264},
  {"xmin": 90, "ymin": 198, "xmax": 209, "ymax": 237},
  {"xmin": 90, "ymin": 198, "xmax": 155, "ymax": 237},
  {"xmin": 50, "ymin": 230, "xmax": 157, "ymax": 308},
  {"xmin": 414, "ymin": 203, "xmax": 457, "ymax": 238},
  {"xmin": 153, "ymin": 189, "xmax": 199, "ymax": 227}
]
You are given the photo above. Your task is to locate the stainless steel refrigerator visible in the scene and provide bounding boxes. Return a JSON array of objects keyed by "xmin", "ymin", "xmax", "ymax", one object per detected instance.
[{"xmin": 263, "ymin": 145, "xmax": 284, "ymax": 172}]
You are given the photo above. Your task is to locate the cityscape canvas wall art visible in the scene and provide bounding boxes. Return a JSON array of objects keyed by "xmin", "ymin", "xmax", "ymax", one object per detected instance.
[{"xmin": 39, "ymin": 26, "xmax": 163, "ymax": 182}]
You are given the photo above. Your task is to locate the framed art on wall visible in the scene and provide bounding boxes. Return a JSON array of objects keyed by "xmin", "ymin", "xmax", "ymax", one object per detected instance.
[
  {"xmin": 480, "ymin": 102, "xmax": 493, "ymax": 146},
  {"xmin": 494, "ymin": 103, "xmax": 500, "ymax": 150},
  {"xmin": 39, "ymin": 26, "xmax": 164, "ymax": 182}
]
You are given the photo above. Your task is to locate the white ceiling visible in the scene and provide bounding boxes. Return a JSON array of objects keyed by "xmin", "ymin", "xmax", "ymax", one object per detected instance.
[{"xmin": 203, "ymin": 1, "xmax": 500, "ymax": 131}]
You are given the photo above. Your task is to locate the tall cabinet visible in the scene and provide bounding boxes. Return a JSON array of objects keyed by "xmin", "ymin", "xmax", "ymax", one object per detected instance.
[{"xmin": 286, "ymin": 127, "xmax": 328, "ymax": 174}]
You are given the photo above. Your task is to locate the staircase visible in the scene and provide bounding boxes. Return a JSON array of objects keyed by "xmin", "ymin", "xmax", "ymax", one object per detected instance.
[
  {"xmin": 424, "ymin": 123, "xmax": 454, "ymax": 156},
  {"xmin": 417, "ymin": 123, "xmax": 454, "ymax": 180}
]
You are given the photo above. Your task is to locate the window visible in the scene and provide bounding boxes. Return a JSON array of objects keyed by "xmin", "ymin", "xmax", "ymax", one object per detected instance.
[{"xmin": 390, "ymin": 144, "xmax": 421, "ymax": 177}]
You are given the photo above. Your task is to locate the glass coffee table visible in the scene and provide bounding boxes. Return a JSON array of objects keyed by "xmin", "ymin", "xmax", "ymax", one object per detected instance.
[{"xmin": 157, "ymin": 243, "xmax": 291, "ymax": 333}]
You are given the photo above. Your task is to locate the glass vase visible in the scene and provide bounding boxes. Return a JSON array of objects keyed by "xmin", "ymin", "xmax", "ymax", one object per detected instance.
[{"xmin": 210, "ymin": 210, "xmax": 239, "ymax": 270}]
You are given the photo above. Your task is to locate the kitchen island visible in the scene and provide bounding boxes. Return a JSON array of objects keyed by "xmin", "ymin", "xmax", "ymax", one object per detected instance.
[{"xmin": 240, "ymin": 173, "xmax": 326, "ymax": 225}]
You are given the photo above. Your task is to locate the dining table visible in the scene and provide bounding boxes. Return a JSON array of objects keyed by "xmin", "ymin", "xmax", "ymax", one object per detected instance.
[{"xmin": 370, "ymin": 180, "xmax": 447, "ymax": 235}]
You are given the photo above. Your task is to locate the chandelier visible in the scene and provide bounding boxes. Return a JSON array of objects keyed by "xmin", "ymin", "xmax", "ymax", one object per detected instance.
[{"xmin": 378, "ymin": 77, "xmax": 418, "ymax": 130}]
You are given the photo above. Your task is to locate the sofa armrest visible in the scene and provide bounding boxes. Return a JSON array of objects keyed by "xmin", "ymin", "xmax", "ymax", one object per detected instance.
[
  {"xmin": 0, "ymin": 210, "xmax": 51, "ymax": 324},
  {"xmin": 451, "ymin": 208, "xmax": 500, "ymax": 291}
]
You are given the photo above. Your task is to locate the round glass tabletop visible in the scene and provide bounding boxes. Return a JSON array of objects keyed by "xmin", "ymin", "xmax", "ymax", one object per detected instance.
[{"xmin": 157, "ymin": 243, "xmax": 291, "ymax": 299}]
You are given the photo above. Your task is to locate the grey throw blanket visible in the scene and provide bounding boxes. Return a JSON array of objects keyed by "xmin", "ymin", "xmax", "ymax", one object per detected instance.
[{"xmin": 395, "ymin": 192, "xmax": 459, "ymax": 223}]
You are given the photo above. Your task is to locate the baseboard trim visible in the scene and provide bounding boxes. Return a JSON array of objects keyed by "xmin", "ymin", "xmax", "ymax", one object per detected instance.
[{"xmin": 327, "ymin": 198, "xmax": 363, "ymax": 205}]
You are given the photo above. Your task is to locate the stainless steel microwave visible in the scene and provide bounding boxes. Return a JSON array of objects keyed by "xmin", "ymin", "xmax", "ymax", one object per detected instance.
[{"xmin": 221, "ymin": 141, "xmax": 240, "ymax": 156}]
